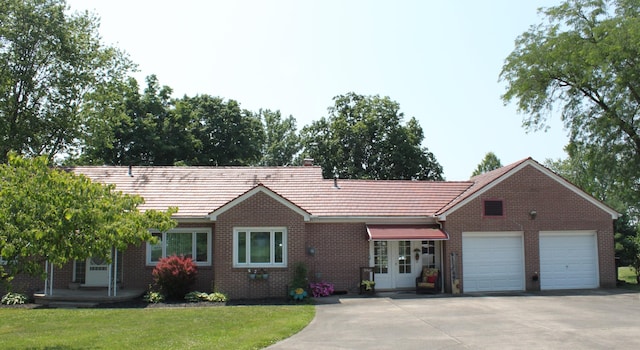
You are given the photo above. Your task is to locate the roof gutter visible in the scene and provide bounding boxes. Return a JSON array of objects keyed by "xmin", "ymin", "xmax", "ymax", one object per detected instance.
[{"xmin": 308, "ymin": 216, "xmax": 439, "ymax": 224}]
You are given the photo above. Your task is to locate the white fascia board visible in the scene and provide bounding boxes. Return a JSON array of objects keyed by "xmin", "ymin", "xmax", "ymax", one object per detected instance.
[
  {"xmin": 308, "ymin": 216, "xmax": 437, "ymax": 225},
  {"xmin": 170, "ymin": 216, "xmax": 212, "ymax": 223}
]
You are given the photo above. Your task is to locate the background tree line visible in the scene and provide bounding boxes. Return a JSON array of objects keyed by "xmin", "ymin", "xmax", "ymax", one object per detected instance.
[{"xmin": 0, "ymin": 1, "xmax": 443, "ymax": 180}]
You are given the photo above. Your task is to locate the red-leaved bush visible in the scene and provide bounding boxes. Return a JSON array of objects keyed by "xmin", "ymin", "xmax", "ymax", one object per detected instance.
[{"xmin": 152, "ymin": 255, "xmax": 198, "ymax": 300}]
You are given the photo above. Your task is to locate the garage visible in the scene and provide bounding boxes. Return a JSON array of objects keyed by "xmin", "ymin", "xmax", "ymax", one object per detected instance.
[
  {"xmin": 462, "ymin": 232, "xmax": 525, "ymax": 292},
  {"xmin": 539, "ymin": 231, "xmax": 599, "ymax": 290}
]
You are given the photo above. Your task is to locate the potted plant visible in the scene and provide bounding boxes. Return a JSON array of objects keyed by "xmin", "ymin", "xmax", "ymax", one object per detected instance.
[
  {"xmin": 248, "ymin": 269, "xmax": 257, "ymax": 279},
  {"xmin": 289, "ymin": 262, "xmax": 309, "ymax": 300},
  {"xmin": 290, "ymin": 287, "xmax": 308, "ymax": 300},
  {"xmin": 361, "ymin": 279, "xmax": 375, "ymax": 292},
  {"xmin": 260, "ymin": 268, "xmax": 269, "ymax": 279}
]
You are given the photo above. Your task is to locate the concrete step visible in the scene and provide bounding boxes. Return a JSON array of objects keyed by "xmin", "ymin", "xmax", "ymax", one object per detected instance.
[{"xmin": 45, "ymin": 301, "xmax": 99, "ymax": 308}]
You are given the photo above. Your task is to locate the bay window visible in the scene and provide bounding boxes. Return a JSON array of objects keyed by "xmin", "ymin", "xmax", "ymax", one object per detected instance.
[{"xmin": 234, "ymin": 227, "xmax": 287, "ymax": 267}]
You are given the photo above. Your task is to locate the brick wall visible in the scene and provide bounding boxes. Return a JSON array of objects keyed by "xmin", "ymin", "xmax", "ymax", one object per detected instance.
[
  {"xmin": 305, "ymin": 222, "xmax": 369, "ymax": 293},
  {"xmin": 213, "ymin": 192, "xmax": 371, "ymax": 299},
  {"xmin": 442, "ymin": 164, "xmax": 616, "ymax": 292},
  {"xmin": 214, "ymin": 191, "xmax": 307, "ymax": 299},
  {"xmin": 121, "ymin": 222, "xmax": 216, "ymax": 293}
]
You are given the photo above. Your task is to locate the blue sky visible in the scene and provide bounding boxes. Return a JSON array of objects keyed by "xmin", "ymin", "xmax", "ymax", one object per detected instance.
[{"xmin": 67, "ymin": 0, "xmax": 566, "ymax": 180}]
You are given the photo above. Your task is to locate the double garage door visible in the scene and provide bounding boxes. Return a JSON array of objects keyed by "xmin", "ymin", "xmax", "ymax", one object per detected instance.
[{"xmin": 462, "ymin": 231, "xmax": 598, "ymax": 292}]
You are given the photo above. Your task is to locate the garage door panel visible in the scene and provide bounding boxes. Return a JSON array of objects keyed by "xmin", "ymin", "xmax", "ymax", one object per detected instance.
[
  {"xmin": 540, "ymin": 232, "xmax": 598, "ymax": 290},
  {"xmin": 463, "ymin": 233, "xmax": 525, "ymax": 293}
]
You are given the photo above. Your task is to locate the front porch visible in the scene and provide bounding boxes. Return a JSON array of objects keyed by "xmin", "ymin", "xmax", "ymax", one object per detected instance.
[{"xmin": 33, "ymin": 288, "xmax": 145, "ymax": 308}]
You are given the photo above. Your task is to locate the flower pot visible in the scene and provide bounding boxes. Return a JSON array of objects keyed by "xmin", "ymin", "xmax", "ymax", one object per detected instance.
[
  {"xmin": 262, "ymin": 274, "xmax": 269, "ymax": 279},
  {"xmin": 248, "ymin": 273, "xmax": 256, "ymax": 279}
]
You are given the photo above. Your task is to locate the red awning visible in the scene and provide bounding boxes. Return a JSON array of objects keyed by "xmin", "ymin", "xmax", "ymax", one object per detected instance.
[{"xmin": 366, "ymin": 225, "xmax": 449, "ymax": 241}]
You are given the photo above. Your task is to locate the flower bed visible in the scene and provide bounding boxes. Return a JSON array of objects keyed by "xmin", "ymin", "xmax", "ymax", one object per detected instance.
[{"xmin": 309, "ymin": 282, "xmax": 334, "ymax": 297}]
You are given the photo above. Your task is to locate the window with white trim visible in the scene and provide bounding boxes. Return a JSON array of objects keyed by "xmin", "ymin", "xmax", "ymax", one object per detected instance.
[
  {"xmin": 147, "ymin": 228, "xmax": 212, "ymax": 266},
  {"xmin": 233, "ymin": 227, "xmax": 287, "ymax": 267}
]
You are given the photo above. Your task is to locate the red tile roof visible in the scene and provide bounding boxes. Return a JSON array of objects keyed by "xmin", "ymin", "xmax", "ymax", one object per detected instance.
[
  {"xmin": 72, "ymin": 165, "xmax": 474, "ymax": 219},
  {"xmin": 79, "ymin": 158, "xmax": 610, "ymax": 221}
]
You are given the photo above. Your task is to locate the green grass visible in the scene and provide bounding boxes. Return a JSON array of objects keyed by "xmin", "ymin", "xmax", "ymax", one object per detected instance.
[
  {"xmin": 618, "ymin": 266, "xmax": 640, "ymax": 291},
  {"xmin": 0, "ymin": 304, "xmax": 314, "ymax": 349}
]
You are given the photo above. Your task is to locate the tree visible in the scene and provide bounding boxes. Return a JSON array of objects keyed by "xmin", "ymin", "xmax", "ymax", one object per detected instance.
[
  {"xmin": 500, "ymin": 0, "xmax": 640, "ymax": 210},
  {"xmin": 78, "ymin": 75, "xmax": 197, "ymax": 166},
  {"xmin": 259, "ymin": 109, "xmax": 301, "ymax": 166},
  {"xmin": 471, "ymin": 152, "xmax": 503, "ymax": 177},
  {"xmin": 180, "ymin": 95, "xmax": 265, "ymax": 165},
  {"xmin": 0, "ymin": 0, "xmax": 134, "ymax": 163},
  {"xmin": 300, "ymin": 93, "xmax": 443, "ymax": 180},
  {"xmin": 0, "ymin": 154, "xmax": 177, "ymax": 289},
  {"xmin": 546, "ymin": 149, "xmax": 639, "ymax": 281}
]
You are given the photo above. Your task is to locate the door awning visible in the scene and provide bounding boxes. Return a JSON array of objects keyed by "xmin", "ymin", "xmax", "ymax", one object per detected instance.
[{"xmin": 366, "ymin": 225, "xmax": 449, "ymax": 241}]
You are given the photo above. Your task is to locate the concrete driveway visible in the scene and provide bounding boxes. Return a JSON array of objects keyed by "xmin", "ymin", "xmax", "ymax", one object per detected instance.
[{"xmin": 267, "ymin": 289, "xmax": 640, "ymax": 349}]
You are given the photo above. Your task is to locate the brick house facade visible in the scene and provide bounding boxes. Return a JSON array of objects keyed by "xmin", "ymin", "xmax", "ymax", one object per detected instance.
[{"xmin": 4, "ymin": 158, "xmax": 619, "ymax": 300}]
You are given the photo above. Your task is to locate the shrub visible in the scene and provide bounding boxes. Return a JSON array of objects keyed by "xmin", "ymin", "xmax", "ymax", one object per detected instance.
[
  {"xmin": 143, "ymin": 290, "xmax": 165, "ymax": 304},
  {"xmin": 290, "ymin": 262, "xmax": 308, "ymax": 290},
  {"xmin": 152, "ymin": 255, "xmax": 198, "ymax": 300},
  {"xmin": 185, "ymin": 291, "xmax": 228, "ymax": 303},
  {"xmin": 207, "ymin": 292, "xmax": 228, "ymax": 302},
  {"xmin": 1, "ymin": 292, "xmax": 28, "ymax": 305},
  {"xmin": 309, "ymin": 282, "xmax": 334, "ymax": 297}
]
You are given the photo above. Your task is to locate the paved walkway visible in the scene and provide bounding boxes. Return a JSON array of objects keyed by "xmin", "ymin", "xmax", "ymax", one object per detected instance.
[{"xmin": 267, "ymin": 289, "xmax": 640, "ymax": 349}]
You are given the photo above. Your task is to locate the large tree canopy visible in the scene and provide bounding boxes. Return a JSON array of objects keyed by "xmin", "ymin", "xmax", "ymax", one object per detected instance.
[
  {"xmin": 500, "ymin": 0, "xmax": 640, "ymax": 207},
  {"xmin": 78, "ymin": 76, "xmax": 267, "ymax": 166},
  {"xmin": 79, "ymin": 75, "xmax": 193, "ymax": 166},
  {"xmin": 176, "ymin": 94, "xmax": 265, "ymax": 166},
  {"xmin": 300, "ymin": 93, "xmax": 443, "ymax": 180},
  {"xmin": 0, "ymin": 154, "xmax": 177, "ymax": 287},
  {"xmin": 0, "ymin": 0, "xmax": 133, "ymax": 163}
]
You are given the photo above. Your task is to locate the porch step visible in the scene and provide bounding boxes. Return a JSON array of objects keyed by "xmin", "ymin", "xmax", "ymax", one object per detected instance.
[
  {"xmin": 45, "ymin": 301, "xmax": 99, "ymax": 308},
  {"xmin": 32, "ymin": 288, "xmax": 145, "ymax": 307}
]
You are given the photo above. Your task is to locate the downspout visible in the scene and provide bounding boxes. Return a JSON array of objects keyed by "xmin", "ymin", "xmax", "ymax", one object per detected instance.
[
  {"xmin": 114, "ymin": 248, "xmax": 118, "ymax": 297},
  {"xmin": 107, "ymin": 249, "xmax": 113, "ymax": 297},
  {"xmin": 49, "ymin": 264, "xmax": 54, "ymax": 295},
  {"xmin": 436, "ymin": 216, "xmax": 453, "ymax": 294},
  {"xmin": 44, "ymin": 261, "xmax": 48, "ymax": 296}
]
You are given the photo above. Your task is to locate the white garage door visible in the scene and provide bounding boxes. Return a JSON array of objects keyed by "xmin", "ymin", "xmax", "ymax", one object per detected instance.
[
  {"xmin": 539, "ymin": 231, "xmax": 599, "ymax": 290},
  {"xmin": 462, "ymin": 232, "xmax": 525, "ymax": 292}
]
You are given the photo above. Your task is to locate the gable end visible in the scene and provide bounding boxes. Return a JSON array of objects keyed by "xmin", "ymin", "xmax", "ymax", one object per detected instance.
[{"xmin": 208, "ymin": 184, "xmax": 311, "ymax": 221}]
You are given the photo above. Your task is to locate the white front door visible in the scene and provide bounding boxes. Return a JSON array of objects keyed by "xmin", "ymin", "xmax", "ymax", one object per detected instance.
[
  {"xmin": 85, "ymin": 257, "xmax": 109, "ymax": 287},
  {"xmin": 372, "ymin": 240, "xmax": 419, "ymax": 289}
]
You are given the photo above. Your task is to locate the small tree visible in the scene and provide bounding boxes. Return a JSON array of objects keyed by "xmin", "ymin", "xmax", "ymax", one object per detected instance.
[
  {"xmin": 471, "ymin": 152, "xmax": 503, "ymax": 177},
  {"xmin": 0, "ymin": 154, "xmax": 177, "ymax": 290},
  {"xmin": 152, "ymin": 255, "xmax": 198, "ymax": 300}
]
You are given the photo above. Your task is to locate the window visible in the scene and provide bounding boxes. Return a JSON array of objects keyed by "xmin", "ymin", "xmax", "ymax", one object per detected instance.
[
  {"xmin": 234, "ymin": 227, "xmax": 286, "ymax": 267},
  {"xmin": 147, "ymin": 228, "xmax": 211, "ymax": 266},
  {"xmin": 484, "ymin": 200, "xmax": 504, "ymax": 217},
  {"xmin": 373, "ymin": 241, "xmax": 388, "ymax": 274}
]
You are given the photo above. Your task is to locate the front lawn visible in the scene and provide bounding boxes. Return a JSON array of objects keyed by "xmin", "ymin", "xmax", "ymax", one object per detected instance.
[{"xmin": 0, "ymin": 304, "xmax": 314, "ymax": 349}]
